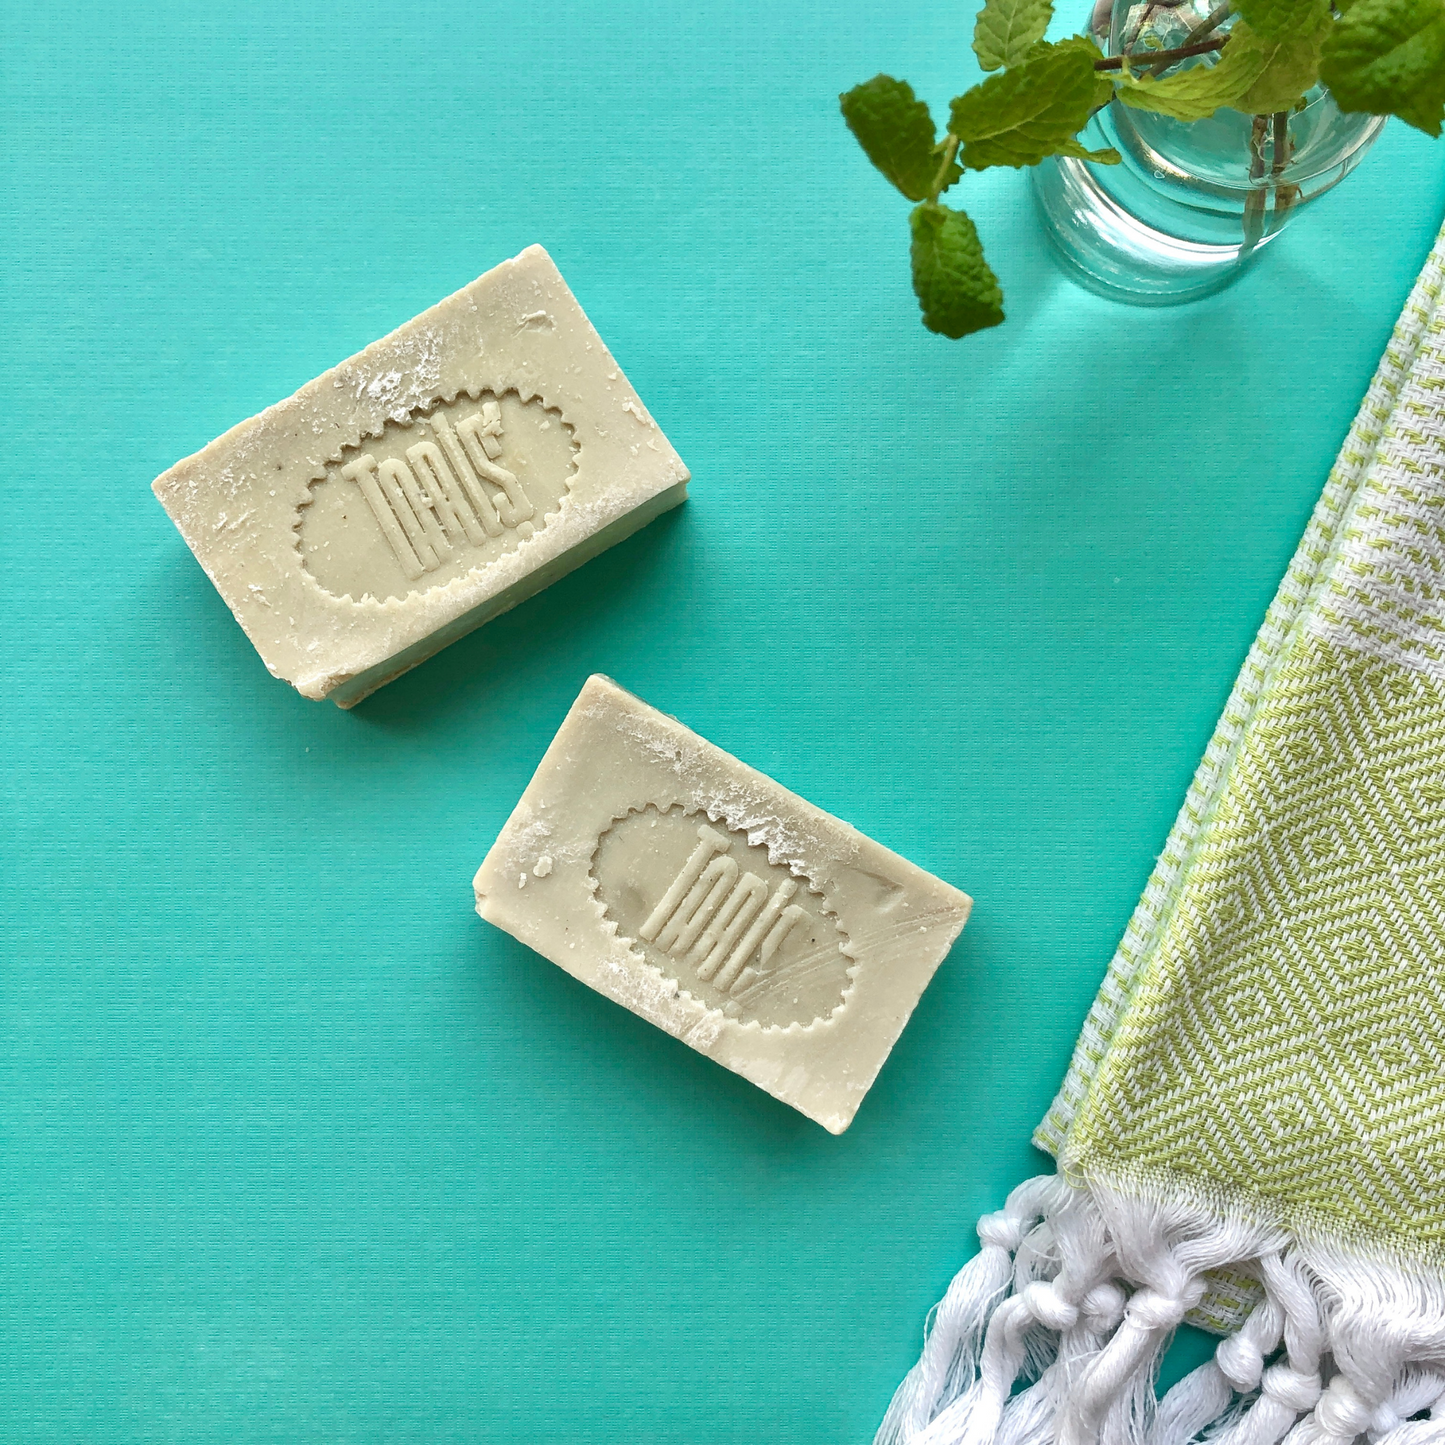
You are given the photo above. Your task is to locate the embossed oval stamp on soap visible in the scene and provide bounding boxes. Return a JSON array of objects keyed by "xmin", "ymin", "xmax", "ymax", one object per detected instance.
[
  {"xmin": 297, "ymin": 390, "xmax": 579, "ymax": 601},
  {"xmin": 591, "ymin": 806, "xmax": 854, "ymax": 1029}
]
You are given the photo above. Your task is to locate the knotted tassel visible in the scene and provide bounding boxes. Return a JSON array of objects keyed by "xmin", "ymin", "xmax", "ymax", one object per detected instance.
[{"xmin": 876, "ymin": 1176, "xmax": 1058, "ymax": 1445}]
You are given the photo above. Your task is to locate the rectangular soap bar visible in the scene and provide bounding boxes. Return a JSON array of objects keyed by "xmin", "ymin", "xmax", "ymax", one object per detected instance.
[
  {"xmin": 474, "ymin": 676, "xmax": 973, "ymax": 1133},
  {"xmin": 152, "ymin": 246, "xmax": 689, "ymax": 707}
]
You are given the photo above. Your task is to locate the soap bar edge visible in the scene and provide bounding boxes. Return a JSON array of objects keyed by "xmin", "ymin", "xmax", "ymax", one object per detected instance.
[
  {"xmin": 325, "ymin": 484, "xmax": 688, "ymax": 707},
  {"xmin": 150, "ymin": 247, "xmax": 691, "ymax": 702},
  {"xmin": 472, "ymin": 675, "xmax": 974, "ymax": 1135}
]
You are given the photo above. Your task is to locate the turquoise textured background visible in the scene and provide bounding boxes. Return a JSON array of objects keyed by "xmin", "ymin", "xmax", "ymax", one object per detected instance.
[{"xmin": 4, "ymin": 2, "xmax": 1444, "ymax": 1440}]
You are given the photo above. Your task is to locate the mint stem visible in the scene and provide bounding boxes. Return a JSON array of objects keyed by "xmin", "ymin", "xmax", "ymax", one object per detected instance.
[
  {"xmin": 1182, "ymin": 0, "xmax": 1233, "ymax": 43},
  {"xmin": 1146, "ymin": 0, "xmax": 1232, "ymax": 75},
  {"xmin": 1270, "ymin": 111, "xmax": 1290, "ymax": 182},
  {"xmin": 1094, "ymin": 34, "xmax": 1228, "ymax": 69},
  {"xmin": 1271, "ymin": 110, "xmax": 1297, "ymax": 223},
  {"xmin": 928, "ymin": 134, "xmax": 960, "ymax": 203},
  {"xmin": 1241, "ymin": 114, "xmax": 1269, "ymax": 256}
]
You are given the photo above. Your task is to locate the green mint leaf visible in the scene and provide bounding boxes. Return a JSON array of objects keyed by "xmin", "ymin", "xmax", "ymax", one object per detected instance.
[
  {"xmin": 948, "ymin": 47, "xmax": 1100, "ymax": 168},
  {"xmin": 1030, "ymin": 34, "xmax": 1117, "ymax": 104},
  {"xmin": 840, "ymin": 76, "xmax": 955, "ymax": 201},
  {"xmin": 909, "ymin": 202, "xmax": 1005, "ymax": 338},
  {"xmin": 1232, "ymin": 0, "xmax": 1327, "ymax": 42},
  {"xmin": 1055, "ymin": 137, "xmax": 1124, "ymax": 161},
  {"xmin": 1320, "ymin": 0, "xmax": 1445, "ymax": 135},
  {"xmin": 1229, "ymin": 10, "xmax": 1329, "ymax": 112},
  {"xmin": 973, "ymin": 0, "xmax": 1055, "ymax": 71},
  {"xmin": 1116, "ymin": 38, "xmax": 1267, "ymax": 119}
]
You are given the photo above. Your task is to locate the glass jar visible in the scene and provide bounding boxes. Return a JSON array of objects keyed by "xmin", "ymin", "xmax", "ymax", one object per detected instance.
[{"xmin": 1030, "ymin": 0, "xmax": 1386, "ymax": 304}]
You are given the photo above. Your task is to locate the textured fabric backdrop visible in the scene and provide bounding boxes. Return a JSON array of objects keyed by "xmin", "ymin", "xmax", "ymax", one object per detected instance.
[{"xmin": 3, "ymin": 2, "xmax": 1443, "ymax": 1441}]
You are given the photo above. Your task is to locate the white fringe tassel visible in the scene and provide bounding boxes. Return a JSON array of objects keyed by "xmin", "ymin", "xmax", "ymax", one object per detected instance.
[{"xmin": 876, "ymin": 1174, "xmax": 1445, "ymax": 1445}]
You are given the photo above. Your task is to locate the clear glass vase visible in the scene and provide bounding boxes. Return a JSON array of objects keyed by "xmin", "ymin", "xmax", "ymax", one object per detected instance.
[{"xmin": 1031, "ymin": 0, "xmax": 1386, "ymax": 304}]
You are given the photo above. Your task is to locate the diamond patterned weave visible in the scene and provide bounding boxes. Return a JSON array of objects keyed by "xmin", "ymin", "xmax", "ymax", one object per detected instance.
[
  {"xmin": 1042, "ymin": 224, "xmax": 1445, "ymax": 1292},
  {"xmin": 1069, "ymin": 634, "xmax": 1445, "ymax": 1238}
]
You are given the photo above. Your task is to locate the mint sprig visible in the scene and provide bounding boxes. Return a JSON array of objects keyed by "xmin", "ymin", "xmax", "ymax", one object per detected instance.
[{"xmin": 842, "ymin": 0, "xmax": 1440, "ymax": 338}]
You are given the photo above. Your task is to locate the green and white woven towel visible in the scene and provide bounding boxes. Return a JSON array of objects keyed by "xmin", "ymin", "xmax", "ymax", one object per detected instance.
[{"xmin": 879, "ymin": 222, "xmax": 1445, "ymax": 1445}]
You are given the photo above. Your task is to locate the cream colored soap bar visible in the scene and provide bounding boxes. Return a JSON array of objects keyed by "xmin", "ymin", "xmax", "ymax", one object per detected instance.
[
  {"xmin": 152, "ymin": 247, "xmax": 688, "ymax": 706},
  {"xmin": 474, "ymin": 676, "xmax": 973, "ymax": 1133}
]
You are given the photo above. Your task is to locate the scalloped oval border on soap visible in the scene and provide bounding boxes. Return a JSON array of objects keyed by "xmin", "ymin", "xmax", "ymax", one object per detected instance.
[
  {"xmin": 587, "ymin": 802, "xmax": 859, "ymax": 1035},
  {"xmin": 291, "ymin": 382, "xmax": 580, "ymax": 605}
]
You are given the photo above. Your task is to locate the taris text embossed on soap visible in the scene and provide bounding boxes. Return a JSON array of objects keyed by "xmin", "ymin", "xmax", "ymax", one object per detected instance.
[
  {"xmin": 474, "ymin": 676, "xmax": 973, "ymax": 1133},
  {"xmin": 151, "ymin": 247, "xmax": 688, "ymax": 706}
]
